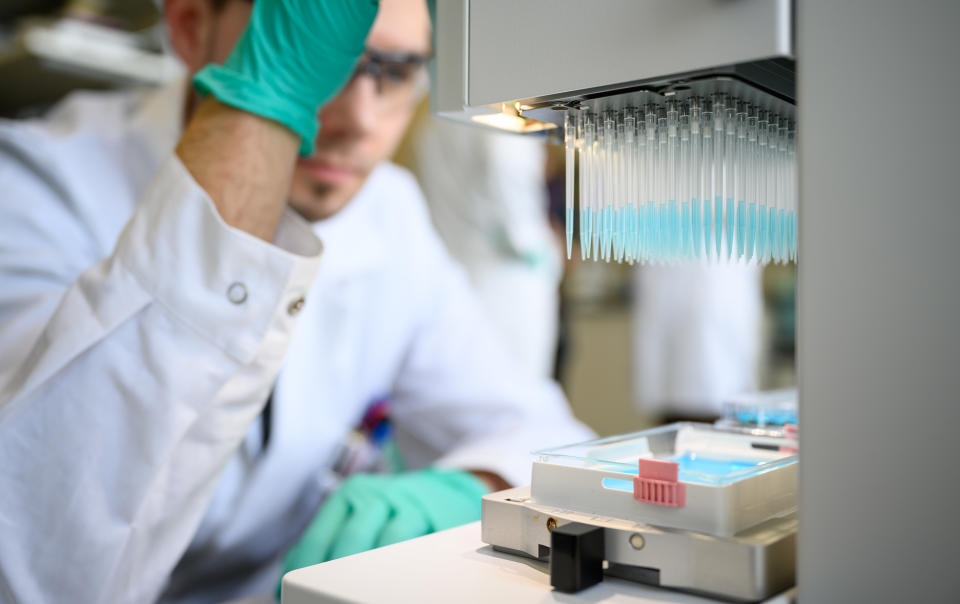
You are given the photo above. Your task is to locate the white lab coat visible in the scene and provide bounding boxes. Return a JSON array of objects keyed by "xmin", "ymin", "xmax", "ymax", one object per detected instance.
[
  {"xmin": 411, "ymin": 118, "xmax": 562, "ymax": 379},
  {"xmin": 0, "ymin": 80, "xmax": 592, "ymax": 604},
  {"xmin": 632, "ymin": 263, "xmax": 763, "ymax": 417}
]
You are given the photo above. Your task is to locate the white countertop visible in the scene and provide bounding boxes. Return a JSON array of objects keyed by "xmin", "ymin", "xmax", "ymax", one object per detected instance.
[{"xmin": 281, "ymin": 522, "xmax": 795, "ymax": 604}]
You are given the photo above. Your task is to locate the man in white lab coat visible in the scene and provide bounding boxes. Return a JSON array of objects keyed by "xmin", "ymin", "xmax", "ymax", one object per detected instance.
[{"xmin": 0, "ymin": 0, "xmax": 591, "ymax": 601}]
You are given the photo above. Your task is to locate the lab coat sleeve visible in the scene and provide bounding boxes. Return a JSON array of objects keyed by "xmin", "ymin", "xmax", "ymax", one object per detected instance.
[
  {"xmin": 389, "ymin": 243, "xmax": 594, "ymax": 488},
  {"xmin": 0, "ymin": 155, "xmax": 322, "ymax": 603}
]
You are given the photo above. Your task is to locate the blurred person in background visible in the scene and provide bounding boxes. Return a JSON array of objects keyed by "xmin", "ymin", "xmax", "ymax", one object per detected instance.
[
  {"xmin": 0, "ymin": 0, "xmax": 592, "ymax": 601},
  {"xmin": 632, "ymin": 263, "xmax": 763, "ymax": 422},
  {"xmin": 400, "ymin": 113, "xmax": 563, "ymax": 380}
]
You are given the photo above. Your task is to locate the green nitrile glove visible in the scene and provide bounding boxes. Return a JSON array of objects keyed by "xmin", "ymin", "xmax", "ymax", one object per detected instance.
[
  {"xmin": 193, "ymin": 0, "xmax": 379, "ymax": 155},
  {"xmin": 282, "ymin": 469, "xmax": 489, "ymax": 573}
]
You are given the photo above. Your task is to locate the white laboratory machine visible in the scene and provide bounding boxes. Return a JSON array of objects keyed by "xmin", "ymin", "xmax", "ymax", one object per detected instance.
[{"xmin": 432, "ymin": 0, "xmax": 959, "ymax": 601}]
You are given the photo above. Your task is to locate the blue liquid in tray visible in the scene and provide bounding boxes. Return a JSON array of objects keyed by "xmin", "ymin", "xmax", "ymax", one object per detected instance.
[
  {"xmin": 597, "ymin": 453, "xmax": 772, "ymax": 486},
  {"xmin": 669, "ymin": 453, "xmax": 760, "ymax": 483}
]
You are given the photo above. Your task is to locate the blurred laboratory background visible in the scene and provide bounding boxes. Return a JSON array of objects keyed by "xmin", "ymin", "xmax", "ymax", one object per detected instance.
[{"xmin": 0, "ymin": 0, "xmax": 797, "ymax": 436}]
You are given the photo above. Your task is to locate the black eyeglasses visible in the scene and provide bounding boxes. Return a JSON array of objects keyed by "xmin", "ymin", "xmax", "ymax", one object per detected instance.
[{"xmin": 349, "ymin": 48, "xmax": 431, "ymax": 108}]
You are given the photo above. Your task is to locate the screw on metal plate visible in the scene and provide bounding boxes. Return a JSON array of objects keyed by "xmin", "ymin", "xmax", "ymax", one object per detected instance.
[
  {"xmin": 629, "ymin": 533, "xmax": 645, "ymax": 550},
  {"xmin": 546, "ymin": 517, "xmax": 558, "ymax": 532}
]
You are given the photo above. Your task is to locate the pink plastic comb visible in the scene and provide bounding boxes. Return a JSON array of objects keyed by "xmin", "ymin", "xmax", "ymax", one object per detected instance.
[{"xmin": 633, "ymin": 458, "xmax": 686, "ymax": 507}]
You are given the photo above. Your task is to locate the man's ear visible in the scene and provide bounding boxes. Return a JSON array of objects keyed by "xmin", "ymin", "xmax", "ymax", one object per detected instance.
[{"xmin": 164, "ymin": 0, "xmax": 216, "ymax": 72}]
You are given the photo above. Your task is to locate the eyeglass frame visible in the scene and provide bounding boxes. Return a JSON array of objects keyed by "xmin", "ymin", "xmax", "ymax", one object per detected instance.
[{"xmin": 348, "ymin": 47, "xmax": 432, "ymax": 108}]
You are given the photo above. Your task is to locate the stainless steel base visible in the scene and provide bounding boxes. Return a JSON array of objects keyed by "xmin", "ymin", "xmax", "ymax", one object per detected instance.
[{"xmin": 481, "ymin": 486, "xmax": 796, "ymax": 602}]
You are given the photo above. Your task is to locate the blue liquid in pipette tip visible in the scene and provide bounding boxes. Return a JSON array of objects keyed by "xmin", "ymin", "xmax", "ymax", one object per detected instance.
[
  {"xmin": 613, "ymin": 208, "xmax": 627, "ymax": 262},
  {"xmin": 655, "ymin": 205, "xmax": 664, "ymax": 263},
  {"xmin": 566, "ymin": 206, "xmax": 574, "ymax": 260},
  {"xmin": 725, "ymin": 198, "xmax": 735, "ymax": 259},
  {"xmin": 648, "ymin": 203, "xmax": 657, "ymax": 262},
  {"xmin": 620, "ymin": 207, "xmax": 628, "ymax": 260},
  {"xmin": 637, "ymin": 207, "xmax": 646, "ymax": 261},
  {"xmin": 714, "ymin": 196, "xmax": 723, "ymax": 260},
  {"xmin": 746, "ymin": 202, "xmax": 757, "ymax": 260},
  {"xmin": 767, "ymin": 206, "xmax": 777, "ymax": 261},
  {"xmin": 778, "ymin": 208, "xmax": 787, "ymax": 262},
  {"xmin": 758, "ymin": 206, "xmax": 768, "ymax": 260},
  {"xmin": 634, "ymin": 206, "xmax": 641, "ymax": 261},
  {"xmin": 691, "ymin": 198, "xmax": 702, "ymax": 258},
  {"xmin": 601, "ymin": 205, "xmax": 610, "ymax": 261},
  {"xmin": 668, "ymin": 200, "xmax": 679, "ymax": 258},
  {"xmin": 580, "ymin": 208, "xmax": 587, "ymax": 260},
  {"xmin": 589, "ymin": 207, "xmax": 597, "ymax": 260},
  {"xmin": 736, "ymin": 200, "xmax": 746, "ymax": 259},
  {"xmin": 610, "ymin": 207, "xmax": 619, "ymax": 260},
  {"xmin": 703, "ymin": 200, "xmax": 712, "ymax": 260}
]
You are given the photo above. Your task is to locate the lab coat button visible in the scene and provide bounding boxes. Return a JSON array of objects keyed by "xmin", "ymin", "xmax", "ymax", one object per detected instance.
[
  {"xmin": 287, "ymin": 296, "xmax": 305, "ymax": 316},
  {"xmin": 227, "ymin": 282, "xmax": 248, "ymax": 305}
]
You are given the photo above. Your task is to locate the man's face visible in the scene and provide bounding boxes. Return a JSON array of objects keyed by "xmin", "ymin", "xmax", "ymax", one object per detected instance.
[{"xmin": 172, "ymin": 0, "xmax": 430, "ymax": 221}]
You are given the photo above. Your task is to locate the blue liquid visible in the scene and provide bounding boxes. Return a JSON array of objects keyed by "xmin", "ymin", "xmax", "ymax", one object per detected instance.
[
  {"xmin": 619, "ymin": 207, "xmax": 627, "ymax": 262},
  {"xmin": 714, "ymin": 196, "xmax": 723, "ymax": 259},
  {"xmin": 631, "ymin": 207, "xmax": 640, "ymax": 260},
  {"xmin": 670, "ymin": 453, "xmax": 760, "ymax": 483},
  {"xmin": 606, "ymin": 207, "xmax": 614, "ymax": 261},
  {"xmin": 691, "ymin": 198, "xmax": 702, "ymax": 258},
  {"xmin": 648, "ymin": 204, "xmax": 657, "ymax": 261},
  {"xmin": 632, "ymin": 206, "xmax": 641, "ymax": 261},
  {"xmin": 623, "ymin": 207, "xmax": 631, "ymax": 260},
  {"xmin": 669, "ymin": 200, "xmax": 679, "ymax": 258},
  {"xmin": 581, "ymin": 207, "xmax": 588, "ymax": 260},
  {"xmin": 605, "ymin": 205, "xmax": 613, "ymax": 261},
  {"xmin": 736, "ymin": 200, "xmax": 746, "ymax": 259},
  {"xmin": 758, "ymin": 207, "xmax": 768, "ymax": 260},
  {"xmin": 590, "ymin": 205, "xmax": 598, "ymax": 260},
  {"xmin": 680, "ymin": 201, "xmax": 691, "ymax": 258},
  {"xmin": 746, "ymin": 201, "xmax": 757, "ymax": 260},
  {"xmin": 579, "ymin": 208, "xmax": 588, "ymax": 260},
  {"xmin": 608, "ymin": 453, "xmax": 770, "ymax": 487},
  {"xmin": 611, "ymin": 206, "xmax": 621, "ymax": 260},
  {"xmin": 566, "ymin": 206, "xmax": 574, "ymax": 260},
  {"xmin": 725, "ymin": 198, "xmax": 735, "ymax": 259},
  {"xmin": 659, "ymin": 203, "xmax": 669, "ymax": 262},
  {"xmin": 644, "ymin": 203, "xmax": 654, "ymax": 262},
  {"xmin": 767, "ymin": 206, "xmax": 777, "ymax": 261},
  {"xmin": 778, "ymin": 208, "xmax": 787, "ymax": 263},
  {"xmin": 735, "ymin": 409, "xmax": 797, "ymax": 426},
  {"xmin": 703, "ymin": 200, "xmax": 713, "ymax": 260}
]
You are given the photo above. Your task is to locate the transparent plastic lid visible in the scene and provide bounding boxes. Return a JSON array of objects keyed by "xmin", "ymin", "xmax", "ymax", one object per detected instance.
[
  {"xmin": 535, "ymin": 423, "xmax": 797, "ymax": 486},
  {"xmin": 715, "ymin": 388, "xmax": 797, "ymax": 437}
]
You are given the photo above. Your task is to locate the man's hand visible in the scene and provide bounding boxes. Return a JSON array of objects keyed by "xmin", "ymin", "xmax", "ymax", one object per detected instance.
[
  {"xmin": 282, "ymin": 469, "xmax": 490, "ymax": 572},
  {"xmin": 194, "ymin": 0, "xmax": 379, "ymax": 155}
]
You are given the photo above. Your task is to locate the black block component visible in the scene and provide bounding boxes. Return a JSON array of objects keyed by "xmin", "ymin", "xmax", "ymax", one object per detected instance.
[{"xmin": 549, "ymin": 522, "xmax": 605, "ymax": 593}]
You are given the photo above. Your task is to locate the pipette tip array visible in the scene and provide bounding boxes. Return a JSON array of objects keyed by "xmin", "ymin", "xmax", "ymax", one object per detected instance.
[{"xmin": 563, "ymin": 94, "xmax": 797, "ymax": 265}]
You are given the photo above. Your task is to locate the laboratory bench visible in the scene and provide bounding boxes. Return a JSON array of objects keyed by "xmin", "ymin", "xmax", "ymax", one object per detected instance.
[{"xmin": 281, "ymin": 522, "xmax": 795, "ymax": 604}]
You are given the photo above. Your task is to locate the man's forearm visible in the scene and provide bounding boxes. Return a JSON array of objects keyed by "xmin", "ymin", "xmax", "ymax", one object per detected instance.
[{"xmin": 176, "ymin": 98, "xmax": 300, "ymax": 242}]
